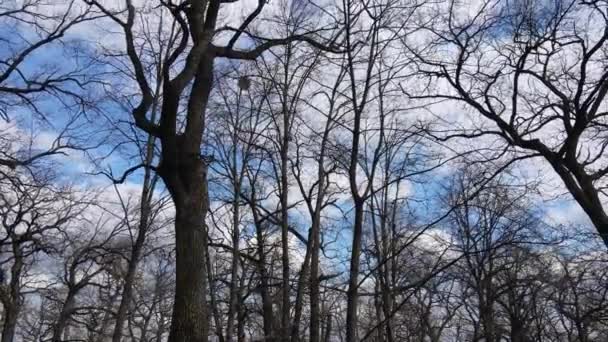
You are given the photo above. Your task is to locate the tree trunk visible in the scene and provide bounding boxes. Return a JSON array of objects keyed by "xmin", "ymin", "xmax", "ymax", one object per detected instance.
[
  {"xmin": 227, "ymin": 143, "xmax": 242, "ymax": 342},
  {"xmin": 162, "ymin": 52, "xmax": 214, "ymax": 342},
  {"xmin": 111, "ymin": 182, "xmax": 155, "ymax": 342},
  {"xmin": 95, "ymin": 288, "xmax": 121, "ymax": 342},
  {"xmin": 161, "ymin": 133, "xmax": 211, "ymax": 342},
  {"xmin": 345, "ymin": 200, "xmax": 364, "ymax": 342},
  {"xmin": 167, "ymin": 194, "xmax": 209, "ymax": 342},
  {"xmin": 280, "ymin": 46, "xmax": 292, "ymax": 341},
  {"xmin": 309, "ymin": 167, "xmax": 326, "ymax": 342},
  {"xmin": 322, "ymin": 314, "xmax": 332, "ymax": 342},
  {"xmin": 1, "ymin": 243, "xmax": 23, "ymax": 342},
  {"xmin": 112, "ymin": 80, "xmax": 159, "ymax": 342},
  {"xmin": 280, "ymin": 120, "xmax": 291, "ymax": 342},
  {"xmin": 291, "ymin": 230, "xmax": 312, "ymax": 342},
  {"xmin": 510, "ymin": 319, "xmax": 527, "ymax": 342},
  {"xmin": 0, "ymin": 304, "xmax": 18, "ymax": 342},
  {"xmin": 206, "ymin": 237, "xmax": 225, "ymax": 342},
  {"xmin": 252, "ymin": 203, "xmax": 274, "ymax": 340},
  {"xmin": 52, "ymin": 290, "xmax": 76, "ymax": 342},
  {"xmin": 237, "ymin": 271, "xmax": 247, "ymax": 342}
]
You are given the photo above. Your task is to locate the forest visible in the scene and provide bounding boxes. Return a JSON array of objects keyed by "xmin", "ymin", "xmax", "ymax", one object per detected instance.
[{"xmin": 1, "ymin": 0, "xmax": 608, "ymax": 341}]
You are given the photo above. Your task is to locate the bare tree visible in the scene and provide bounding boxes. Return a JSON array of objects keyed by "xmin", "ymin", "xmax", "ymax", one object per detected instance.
[
  {"xmin": 408, "ymin": 0, "xmax": 608, "ymax": 246},
  {"xmin": 84, "ymin": 1, "xmax": 340, "ymax": 340},
  {"xmin": 48, "ymin": 219, "xmax": 119, "ymax": 342},
  {"xmin": 0, "ymin": 0, "xmax": 100, "ymax": 170},
  {"xmin": 0, "ymin": 170, "xmax": 85, "ymax": 342}
]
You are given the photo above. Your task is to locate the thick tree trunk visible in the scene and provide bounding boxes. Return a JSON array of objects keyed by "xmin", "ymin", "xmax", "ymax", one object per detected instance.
[
  {"xmin": 480, "ymin": 298, "xmax": 496, "ymax": 342},
  {"xmin": 509, "ymin": 319, "xmax": 527, "ymax": 342},
  {"xmin": 167, "ymin": 195, "xmax": 209, "ymax": 342},
  {"xmin": 0, "ymin": 305, "xmax": 18, "ymax": 342},
  {"xmin": 161, "ymin": 140, "xmax": 211, "ymax": 342},
  {"xmin": 547, "ymin": 159, "xmax": 608, "ymax": 247},
  {"xmin": 163, "ymin": 52, "xmax": 214, "ymax": 342},
  {"xmin": 1, "ymin": 244, "xmax": 23, "ymax": 342}
]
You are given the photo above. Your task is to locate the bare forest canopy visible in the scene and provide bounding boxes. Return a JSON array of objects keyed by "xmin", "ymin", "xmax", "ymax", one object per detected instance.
[{"xmin": 2, "ymin": 0, "xmax": 608, "ymax": 341}]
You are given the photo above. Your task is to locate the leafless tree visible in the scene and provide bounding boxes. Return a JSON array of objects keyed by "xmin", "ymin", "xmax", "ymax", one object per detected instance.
[
  {"xmin": 0, "ymin": 0, "xmax": 101, "ymax": 170},
  {"xmin": 0, "ymin": 170, "xmax": 86, "ymax": 342},
  {"xmin": 83, "ymin": 1, "xmax": 340, "ymax": 340},
  {"xmin": 408, "ymin": 0, "xmax": 608, "ymax": 246}
]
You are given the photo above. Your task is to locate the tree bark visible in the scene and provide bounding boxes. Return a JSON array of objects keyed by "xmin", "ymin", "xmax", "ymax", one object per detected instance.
[
  {"xmin": 1, "ymin": 243, "xmax": 23, "ymax": 342},
  {"xmin": 322, "ymin": 314, "xmax": 332, "ymax": 342},
  {"xmin": 345, "ymin": 200, "xmax": 364, "ymax": 342},
  {"xmin": 112, "ymin": 67, "xmax": 159, "ymax": 342},
  {"xmin": 227, "ymin": 123, "xmax": 242, "ymax": 342},
  {"xmin": 309, "ymin": 123, "xmax": 331, "ymax": 342},
  {"xmin": 167, "ymin": 197, "xmax": 209, "ymax": 342},
  {"xmin": 251, "ymin": 198, "xmax": 274, "ymax": 340},
  {"xmin": 52, "ymin": 290, "xmax": 76, "ymax": 342},
  {"xmin": 159, "ymin": 45, "xmax": 215, "ymax": 341},
  {"xmin": 291, "ymin": 230, "xmax": 312, "ymax": 342},
  {"xmin": 280, "ymin": 64, "xmax": 292, "ymax": 341}
]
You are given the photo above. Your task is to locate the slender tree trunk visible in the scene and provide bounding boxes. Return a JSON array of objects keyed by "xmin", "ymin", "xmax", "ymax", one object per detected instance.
[
  {"xmin": 52, "ymin": 290, "xmax": 76, "ymax": 342},
  {"xmin": 379, "ymin": 189, "xmax": 394, "ymax": 342},
  {"xmin": 237, "ymin": 270, "xmax": 246, "ymax": 342},
  {"xmin": 345, "ymin": 199, "xmax": 364, "ymax": 341},
  {"xmin": 112, "ymin": 77, "xmax": 159, "ymax": 342},
  {"xmin": 309, "ymin": 149, "xmax": 328, "ymax": 342},
  {"xmin": 206, "ymin": 237, "xmax": 225, "ymax": 342},
  {"xmin": 280, "ymin": 46, "xmax": 293, "ymax": 341},
  {"xmin": 252, "ymin": 205, "xmax": 274, "ymax": 340},
  {"xmin": 257, "ymin": 245, "xmax": 274, "ymax": 340},
  {"xmin": 139, "ymin": 282, "xmax": 161, "ymax": 342},
  {"xmin": 323, "ymin": 314, "xmax": 332, "ymax": 342},
  {"xmin": 95, "ymin": 289, "xmax": 121, "ymax": 342},
  {"xmin": 280, "ymin": 112, "xmax": 291, "ymax": 342},
  {"xmin": 227, "ymin": 129, "xmax": 242, "ymax": 342},
  {"xmin": 111, "ymin": 193, "xmax": 154, "ymax": 341},
  {"xmin": 291, "ymin": 230, "xmax": 312, "ymax": 342},
  {"xmin": 309, "ymin": 219, "xmax": 322, "ymax": 342}
]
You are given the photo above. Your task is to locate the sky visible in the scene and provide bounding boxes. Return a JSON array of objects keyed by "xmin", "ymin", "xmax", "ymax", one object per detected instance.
[{"xmin": 1, "ymin": 0, "xmax": 604, "ymax": 262}]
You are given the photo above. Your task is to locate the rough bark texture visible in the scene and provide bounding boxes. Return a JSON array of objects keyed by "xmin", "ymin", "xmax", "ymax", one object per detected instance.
[{"xmin": 1, "ymin": 243, "xmax": 23, "ymax": 342}]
